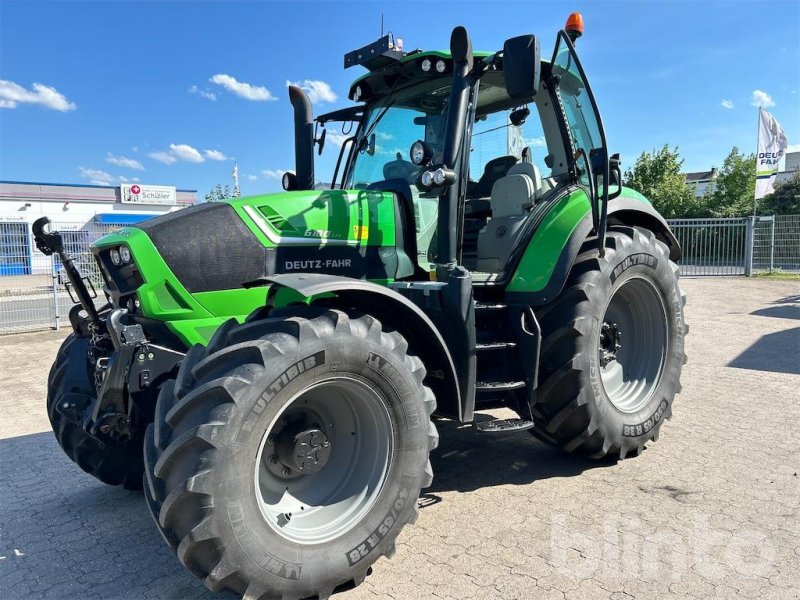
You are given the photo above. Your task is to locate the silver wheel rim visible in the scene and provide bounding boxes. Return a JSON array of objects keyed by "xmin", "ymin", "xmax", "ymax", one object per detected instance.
[
  {"xmin": 599, "ymin": 276, "xmax": 668, "ymax": 413},
  {"xmin": 255, "ymin": 377, "xmax": 394, "ymax": 545}
]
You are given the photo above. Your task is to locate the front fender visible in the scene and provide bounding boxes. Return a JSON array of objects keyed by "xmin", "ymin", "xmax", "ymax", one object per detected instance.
[{"xmin": 247, "ymin": 274, "xmax": 464, "ymax": 421}]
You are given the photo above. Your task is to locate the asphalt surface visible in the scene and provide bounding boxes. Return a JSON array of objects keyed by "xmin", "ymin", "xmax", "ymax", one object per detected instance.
[{"xmin": 1, "ymin": 278, "xmax": 798, "ymax": 600}]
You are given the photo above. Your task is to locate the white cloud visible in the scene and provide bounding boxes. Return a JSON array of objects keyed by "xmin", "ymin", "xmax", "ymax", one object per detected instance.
[
  {"xmin": 106, "ymin": 152, "xmax": 145, "ymax": 171},
  {"xmin": 210, "ymin": 73, "xmax": 277, "ymax": 101},
  {"xmin": 79, "ymin": 167, "xmax": 139, "ymax": 186},
  {"xmin": 751, "ymin": 89, "xmax": 775, "ymax": 108},
  {"xmin": 246, "ymin": 174, "xmax": 258, "ymax": 181},
  {"xmin": 525, "ymin": 136, "xmax": 547, "ymax": 148},
  {"xmin": 287, "ymin": 79, "xmax": 338, "ymax": 104},
  {"xmin": 204, "ymin": 149, "xmax": 228, "ymax": 161},
  {"xmin": 148, "ymin": 143, "xmax": 211, "ymax": 164},
  {"xmin": 262, "ymin": 169, "xmax": 290, "ymax": 179},
  {"xmin": 169, "ymin": 143, "xmax": 205, "ymax": 163},
  {"xmin": 721, "ymin": 99, "xmax": 734, "ymax": 109},
  {"xmin": 148, "ymin": 151, "xmax": 177, "ymax": 165},
  {"xmin": 188, "ymin": 85, "xmax": 217, "ymax": 101},
  {"xmin": 786, "ymin": 144, "xmax": 800, "ymax": 153},
  {"xmin": 325, "ymin": 131, "xmax": 350, "ymax": 148},
  {"xmin": 0, "ymin": 79, "xmax": 76, "ymax": 111}
]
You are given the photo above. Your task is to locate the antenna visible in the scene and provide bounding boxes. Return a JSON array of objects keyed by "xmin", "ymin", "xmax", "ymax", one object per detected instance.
[{"xmin": 381, "ymin": 13, "xmax": 384, "ymax": 37}]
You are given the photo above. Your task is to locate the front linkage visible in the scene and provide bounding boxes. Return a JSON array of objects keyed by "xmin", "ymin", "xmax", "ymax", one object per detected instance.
[{"xmin": 33, "ymin": 217, "xmax": 183, "ymax": 447}]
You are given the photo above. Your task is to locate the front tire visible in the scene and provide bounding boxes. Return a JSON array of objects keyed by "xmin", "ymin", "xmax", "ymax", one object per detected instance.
[
  {"xmin": 532, "ymin": 226, "xmax": 687, "ymax": 459},
  {"xmin": 144, "ymin": 309, "xmax": 438, "ymax": 600},
  {"xmin": 47, "ymin": 334, "xmax": 144, "ymax": 489}
]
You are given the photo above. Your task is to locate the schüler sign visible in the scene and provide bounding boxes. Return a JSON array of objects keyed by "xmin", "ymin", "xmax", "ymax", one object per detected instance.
[{"xmin": 120, "ymin": 184, "xmax": 177, "ymax": 205}]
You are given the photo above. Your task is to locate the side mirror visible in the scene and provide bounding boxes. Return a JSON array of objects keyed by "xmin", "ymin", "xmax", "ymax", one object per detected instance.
[{"xmin": 502, "ymin": 35, "xmax": 540, "ymax": 99}]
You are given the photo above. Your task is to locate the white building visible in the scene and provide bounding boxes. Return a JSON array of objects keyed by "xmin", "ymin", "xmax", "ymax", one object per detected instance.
[
  {"xmin": 775, "ymin": 150, "xmax": 800, "ymax": 185},
  {"xmin": 0, "ymin": 180, "xmax": 195, "ymax": 275},
  {"xmin": 684, "ymin": 169, "xmax": 717, "ymax": 198}
]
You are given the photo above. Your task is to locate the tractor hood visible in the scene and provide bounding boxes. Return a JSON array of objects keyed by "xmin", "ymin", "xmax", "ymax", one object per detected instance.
[{"xmin": 92, "ymin": 188, "xmax": 410, "ymax": 297}]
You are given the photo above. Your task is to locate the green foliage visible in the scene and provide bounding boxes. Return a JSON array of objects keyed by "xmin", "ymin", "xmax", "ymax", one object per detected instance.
[
  {"xmin": 757, "ymin": 172, "xmax": 800, "ymax": 216},
  {"xmin": 623, "ymin": 145, "xmax": 793, "ymax": 218},
  {"xmin": 623, "ymin": 145, "xmax": 697, "ymax": 219},
  {"xmin": 705, "ymin": 147, "xmax": 756, "ymax": 217},
  {"xmin": 204, "ymin": 183, "xmax": 232, "ymax": 203}
]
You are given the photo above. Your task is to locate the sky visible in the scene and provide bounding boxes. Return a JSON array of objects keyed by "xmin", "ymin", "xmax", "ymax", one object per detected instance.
[{"xmin": 1, "ymin": 0, "xmax": 798, "ymax": 197}]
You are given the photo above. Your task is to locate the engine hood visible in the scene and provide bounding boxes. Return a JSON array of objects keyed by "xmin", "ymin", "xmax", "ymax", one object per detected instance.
[{"xmin": 92, "ymin": 188, "xmax": 409, "ymax": 296}]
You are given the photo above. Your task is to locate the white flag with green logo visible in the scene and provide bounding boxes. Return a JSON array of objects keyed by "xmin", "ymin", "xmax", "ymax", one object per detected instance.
[{"xmin": 755, "ymin": 107, "xmax": 788, "ymax": 200}]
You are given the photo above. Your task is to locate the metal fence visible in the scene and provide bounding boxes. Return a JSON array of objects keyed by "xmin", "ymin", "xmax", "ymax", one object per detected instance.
[
  {"xmin": 667, "ymin": 214, "xmax": 800, "ymax": 277},
  {"xmin": 752, "ymin": 214, "xmax": 800, "ymax": 273},
  {"xmin": 0, "ymin": 220, "xmax": 116, "ymax": 335}
]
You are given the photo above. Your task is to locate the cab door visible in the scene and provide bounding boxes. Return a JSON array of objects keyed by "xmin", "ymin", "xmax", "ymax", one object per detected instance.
[{"xmin": 550, "ymin": 31, "xmax": 618, "ymax": 249}]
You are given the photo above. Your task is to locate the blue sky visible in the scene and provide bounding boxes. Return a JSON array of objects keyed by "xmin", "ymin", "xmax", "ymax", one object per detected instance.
[{"xmin": 1, "ymin": 0, "xmax": 798, "ymax": 196}]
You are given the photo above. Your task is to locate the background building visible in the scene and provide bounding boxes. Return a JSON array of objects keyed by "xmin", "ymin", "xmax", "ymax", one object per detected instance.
[
  {"xmin": 0, "ymin": 181, "xmax": 196, "ymax": 275},
  {"xmin": 775, "ymin": 150, "xmax": 799, "ymax": 184},
  {"xmin": 684, "ymin": 168, "xmax": 717, "ymax": 198}
]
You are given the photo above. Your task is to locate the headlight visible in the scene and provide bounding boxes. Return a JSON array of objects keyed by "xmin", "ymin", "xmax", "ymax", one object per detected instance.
[
  {"xmin": 432, "ymin": 169, "xmax": 447, "ymax": 186},
  {"xmin": 421, "ymin": 58, "xmax": 432, "ymax": 72},
  {"xmin": 119, "ymin": 245, "xmax": 132, "ymax": 264},
  {"xmin": 421, "ymin": 170, "xmax": 435, "ymax": 187},
  {"xmin": 435, "ymin": 60, "xmax": 446, "ymax": 73},
  {"xmin": 353, "ymin": 85, "xmax": 362, "ymax": 101},
  {"xmin": 109, "ymin": 248, "xmax": 122, "ymax": 266},
  {"xmin": 409, "ymin": 140, "xmax": 431, "ymax": 165}
]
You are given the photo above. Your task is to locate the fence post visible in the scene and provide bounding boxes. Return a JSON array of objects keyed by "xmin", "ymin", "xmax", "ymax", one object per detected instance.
[
  {"xmin": 769, "ymin": 215, "xmax": 775, "ymax": 273},
  {"xmin": 51, "ymin": 254, "xmax": 60, "ymax": 330},
  {"xmin": 744, "ymin": 216, "xmax": 755, "ymax": 277}
]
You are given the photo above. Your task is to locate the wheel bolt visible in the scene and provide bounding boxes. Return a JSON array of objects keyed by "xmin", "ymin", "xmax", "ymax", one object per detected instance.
[
  {"xmin": 282, "ymin": 466, "xmax": 292, "ymax": 477},
  {"xmin": 267, "ymin": 455, "xmax": 278, "ymax": 464}
]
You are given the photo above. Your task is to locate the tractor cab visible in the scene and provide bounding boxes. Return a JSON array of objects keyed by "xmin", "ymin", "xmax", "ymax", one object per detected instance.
[{"xmin": 301, "ymin": 14, "xmax": 614, "ymax": 285}]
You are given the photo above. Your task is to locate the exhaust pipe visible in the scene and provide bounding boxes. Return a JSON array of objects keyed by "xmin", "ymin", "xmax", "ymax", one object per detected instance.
[{"xmin": 288, "ymin": 85, "xmax": 315, "ymax": 190}]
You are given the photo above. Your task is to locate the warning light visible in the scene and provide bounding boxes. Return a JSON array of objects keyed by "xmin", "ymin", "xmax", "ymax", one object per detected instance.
[{"xmin": 565, "ymin": 12, "xmax": 584, "ymax": 42}]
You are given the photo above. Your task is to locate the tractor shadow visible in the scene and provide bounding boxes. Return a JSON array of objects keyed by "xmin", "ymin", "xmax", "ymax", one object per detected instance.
[{"xmin": 425, "ymin": 415, "xmax": 614, "ymax": 497}]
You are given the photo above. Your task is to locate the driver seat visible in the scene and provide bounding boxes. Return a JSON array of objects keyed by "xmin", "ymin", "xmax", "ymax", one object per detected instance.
[{"xmin": 475, "ymin": 162, "xmax": 543, "ymax": 272}]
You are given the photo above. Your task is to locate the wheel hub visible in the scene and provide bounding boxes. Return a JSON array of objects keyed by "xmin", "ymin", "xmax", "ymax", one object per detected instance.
[
  {"xmin": 276, "ymin": 426, "xmax": 332, "ymax": 474},
  {"xmin": 599, "ymin": 321, "xmax": 622, "ymax": 366}
]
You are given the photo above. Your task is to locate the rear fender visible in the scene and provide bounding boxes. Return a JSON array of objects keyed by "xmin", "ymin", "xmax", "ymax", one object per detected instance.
[
  {"xmin": 506, "ymin": 195, "xmax": 680, "ymax": 306},
  {"xmin": 247, "ymin": 274, "xmax": 464, "ymax": 421}
]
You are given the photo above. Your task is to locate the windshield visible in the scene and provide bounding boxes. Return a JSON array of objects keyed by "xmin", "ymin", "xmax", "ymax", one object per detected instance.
[{"xmin": 345, "ymin": 101, "xmax": 447, "ymax": 189}]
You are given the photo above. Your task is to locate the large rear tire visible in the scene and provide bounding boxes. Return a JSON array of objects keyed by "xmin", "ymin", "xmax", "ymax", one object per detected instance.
[
  {"xmin": 144, "ymin": 308, "xmax": 437, "ymax": 600},
  {"xmin": 47, "ymin": 334, "xmax": 144, "ymax": 489},
  {"xmin": 531, "ymin": 226, "xmax": 687, "ymax": 459}
]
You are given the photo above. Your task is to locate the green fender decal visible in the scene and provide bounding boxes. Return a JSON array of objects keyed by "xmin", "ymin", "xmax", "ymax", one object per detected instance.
[
  {"xmin": 507, "ymin": 186, "xmax": 654, "ymax": 293},
  {"xmin": 507, "ymin": 189, "xmax": 591, "ymax": 293}
]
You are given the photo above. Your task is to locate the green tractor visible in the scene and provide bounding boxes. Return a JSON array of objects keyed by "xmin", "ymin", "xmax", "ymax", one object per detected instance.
[{"xmin": 36, "ymin": 13, "xmax": 686, "ymax": 600}]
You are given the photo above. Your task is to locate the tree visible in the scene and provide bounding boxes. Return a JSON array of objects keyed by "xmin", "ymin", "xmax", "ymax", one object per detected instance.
[
  {"xmin": 623, "ymin": 145, "xmax": 698, "ymax": 219},
  {"xmin": 757, "ymin": 172, "xmax": 800, "ymax": 215},
  {"xmin": 705, "ymin": 147, "xmax": 756, "ymax": 217},
  {"xmin": 204, "ymin": 183, "xmax": 232, "ymax": 203}
]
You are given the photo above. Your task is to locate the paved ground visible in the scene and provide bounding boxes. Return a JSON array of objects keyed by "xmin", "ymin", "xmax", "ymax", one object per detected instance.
[{"xmin": 1, "ymin": 278, "xmax": 798, "ymax": 600}]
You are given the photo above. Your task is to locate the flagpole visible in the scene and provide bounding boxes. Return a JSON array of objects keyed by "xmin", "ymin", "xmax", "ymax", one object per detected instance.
[{"xmin": 754, "ymin": 107, "xmax": 761, "ymax": 217}]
